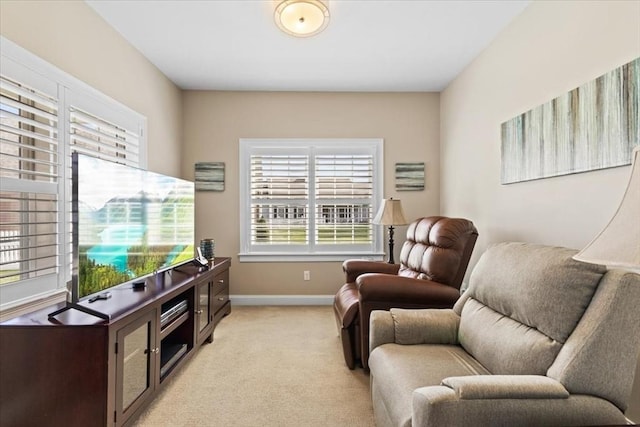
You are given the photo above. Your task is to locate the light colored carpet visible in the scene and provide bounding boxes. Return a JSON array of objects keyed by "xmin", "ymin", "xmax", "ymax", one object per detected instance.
[{"xmin": 134, "ymin": 305, "xmax": 375, "ymax": 427}]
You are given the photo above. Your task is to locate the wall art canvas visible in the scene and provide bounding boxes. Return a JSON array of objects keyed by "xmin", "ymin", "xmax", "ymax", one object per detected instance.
[
  {"xmin": 501, "ymin": 57, "xmax": 639, "ymax": 184},
  {"xmin": 195, "ymin": 162, "xmax": 225, "ymax": 191},
  {"xmin": 395, "ymin": 162, "xmax": 425, "ymax": 191}
]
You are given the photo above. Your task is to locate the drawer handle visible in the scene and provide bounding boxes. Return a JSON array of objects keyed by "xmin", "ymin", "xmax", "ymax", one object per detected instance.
[{"xmin": 195, "ymin": 309, "xmax": 203, "ymax": 314}]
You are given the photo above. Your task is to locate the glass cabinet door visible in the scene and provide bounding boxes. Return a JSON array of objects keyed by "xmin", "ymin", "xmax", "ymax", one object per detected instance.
[
  {"xmin": 116, "ymin": 310, "xmax": 156, "ymax": 425},
  {"xmin": 197, "ymin": 279, "xmax": 213, "ymax": 344}
]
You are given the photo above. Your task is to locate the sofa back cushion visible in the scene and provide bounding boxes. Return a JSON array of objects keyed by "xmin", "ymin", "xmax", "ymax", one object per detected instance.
[
  {"xmin": 457, "ymin": 242, "xmax": 606, "ymax": 375},
  {"xmin": 397, "ymin": 216, "xmax": 478, "ymax": 289}
]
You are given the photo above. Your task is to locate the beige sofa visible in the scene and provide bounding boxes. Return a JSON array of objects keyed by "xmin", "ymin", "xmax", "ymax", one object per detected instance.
[{"xmin": 368, "ymin": 242, "xmax": 640, "ymax": 426}]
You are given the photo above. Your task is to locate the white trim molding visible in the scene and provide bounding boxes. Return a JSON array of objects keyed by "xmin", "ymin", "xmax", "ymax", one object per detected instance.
[{"xmin": 230, "ymin": 295, "xmax": 334, "ymax": 306}]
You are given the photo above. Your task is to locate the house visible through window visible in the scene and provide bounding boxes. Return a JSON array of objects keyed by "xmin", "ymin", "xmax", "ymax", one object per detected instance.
[{"xmin": 239, "ymin": 139, "xmax": 383, "ymax": 262}]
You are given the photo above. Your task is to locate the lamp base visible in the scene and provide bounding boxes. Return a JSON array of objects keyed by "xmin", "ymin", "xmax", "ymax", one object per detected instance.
[{"xmin": 387, "ymin": 225, "xmax": 395, "ymax": 264}]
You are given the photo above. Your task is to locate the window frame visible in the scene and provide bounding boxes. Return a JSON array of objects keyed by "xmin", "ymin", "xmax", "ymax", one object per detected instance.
[
  {"xmin": 0, "ymin": 37, "xmax": 147, "ymax": 315},
  {"xmin": 239, "ymin": 138, "xmax": 384, "ymax": 262}
]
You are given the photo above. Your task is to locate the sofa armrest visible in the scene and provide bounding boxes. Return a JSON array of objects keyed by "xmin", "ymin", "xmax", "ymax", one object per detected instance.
[
  {"xmin": 390, "ymin": 308, "xmax": 460, "ymax": 345},
  {"xmin": 441, "ymin": 375, "xmax": 569, "ymax": 400},
  {"xmin": 411, "ymin": 383, "xmax": 625, "ymax": 427},
  {"xmin": 343, "ymin": 260, "xmax": 399, "ymax": 283},
  {"xmin": 369, "ymin": 308, "xmax": 460, "ymax": 353},
  {"xmin": 369, "ymin": 310, "xmax": 395, "ymax": 353},
  {"xmin": 357, "ymin": 273, "xmax": 460, "ymax": 305}
]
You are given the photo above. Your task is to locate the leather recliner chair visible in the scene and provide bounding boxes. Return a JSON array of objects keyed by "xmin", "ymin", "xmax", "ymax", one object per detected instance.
[{"xmin": 333, "ymin": 216, "xmax": 478, "ymax": 370}]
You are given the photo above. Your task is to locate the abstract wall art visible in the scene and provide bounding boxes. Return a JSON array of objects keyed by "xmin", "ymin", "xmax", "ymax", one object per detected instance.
[
  {"xmin": 501, "ymin": 57, "xmax": 639, "ymax": 184},
  {"xmin": 195, "ymin": 162, "xmax": 225, "ymax": 191},
  {"xmin": 395, "ymin": 162, "xmax": 425, "ymax": 191}
]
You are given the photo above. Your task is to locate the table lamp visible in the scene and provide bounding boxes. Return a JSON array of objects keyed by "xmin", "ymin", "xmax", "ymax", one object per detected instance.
[{"xmin": 373, "ymin": 198, "xmax": 408, "ymax": 263}]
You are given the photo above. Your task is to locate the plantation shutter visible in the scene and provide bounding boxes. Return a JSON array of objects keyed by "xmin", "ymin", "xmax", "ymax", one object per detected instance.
[
  {"xmin": 315, "ymin": 154, "xmax": 374, "ymax": 244},
  {"xmin": 0, "ymin": 76, "xmax": 60, "ymax": 293},
  {"xmin": 240, "ymin": 139, "xmax": 382, "ymax": 261},
  {"xmin": 69, "ymin": 106, "xmax": 140, "ymax": 167},
  {"xmin": 66, "ymin": 105, "xmax": 143, "ymax": 281},
  {"xmin": 249, "ymin": 154, "xmax": 309, "ymax": 245}
]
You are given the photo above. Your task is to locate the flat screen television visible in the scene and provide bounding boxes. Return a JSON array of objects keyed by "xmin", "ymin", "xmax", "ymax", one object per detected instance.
[{"xmin": 71, "ymin": 152, "xmax": 195, "ymax": 305}]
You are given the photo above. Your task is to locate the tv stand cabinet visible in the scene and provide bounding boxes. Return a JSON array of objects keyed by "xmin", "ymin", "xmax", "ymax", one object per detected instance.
[{"xmin": 0, "ymin": 257, "xmax": 231, "ymax": 427}]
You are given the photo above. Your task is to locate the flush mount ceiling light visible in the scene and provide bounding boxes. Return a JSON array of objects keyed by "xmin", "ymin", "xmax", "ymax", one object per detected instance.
[{"xmin": 274, "ymin": 0, "xmax": 330, "ymax": 38}]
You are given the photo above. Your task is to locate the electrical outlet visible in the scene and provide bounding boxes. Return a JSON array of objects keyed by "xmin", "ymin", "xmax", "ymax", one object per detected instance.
[{"xmin": 303, "ymin": 270, "xmax": 310, "ymax": 281}]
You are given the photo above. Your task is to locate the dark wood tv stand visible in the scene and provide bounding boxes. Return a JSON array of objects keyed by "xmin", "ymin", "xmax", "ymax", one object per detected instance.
[{"xmin": 0, "ymin": 257, "xmax": 231, "ymax": 427}]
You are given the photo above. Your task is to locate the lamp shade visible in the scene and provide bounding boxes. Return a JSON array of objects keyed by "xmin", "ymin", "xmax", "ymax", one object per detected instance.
[
  {"xmin": 373, "ymin": 198, "xmax": 408, "ymax": 226},
  {"xmin": 573, "ymin": 146, "xmax": 640, "ymax": 268},
  {"xmin": 274, "ymin": 0, "xmax": 330, "ymax": 37}
]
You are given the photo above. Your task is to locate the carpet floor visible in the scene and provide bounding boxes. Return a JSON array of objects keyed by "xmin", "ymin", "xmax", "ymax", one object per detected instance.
[{"xmin": 134, "ymin": 305, "xmax": 375, "ymax": 427}]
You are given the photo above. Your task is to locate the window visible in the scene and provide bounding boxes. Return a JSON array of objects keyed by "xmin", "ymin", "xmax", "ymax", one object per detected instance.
[
  {"xmin": 239, "ymin": 139, "xmax": 383, "ymax": 261},
  {"xmin": 0, "ymin": 37, "xmax": 146, "ymax": 313}
]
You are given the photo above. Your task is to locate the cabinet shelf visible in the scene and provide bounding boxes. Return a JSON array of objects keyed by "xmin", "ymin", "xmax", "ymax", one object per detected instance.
[
  {"xmin": 160, "ymin": 343, "xmax": 188, "ymax": 379},
  {"xmin": 160, "ymin": 311, "xmax": 189, "ymax": 340}
]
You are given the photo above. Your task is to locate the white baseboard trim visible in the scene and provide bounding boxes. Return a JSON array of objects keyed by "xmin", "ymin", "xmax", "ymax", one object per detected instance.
[{"xmin": 230, "ymin": 295, "xmax": 333, "ymax": 306}]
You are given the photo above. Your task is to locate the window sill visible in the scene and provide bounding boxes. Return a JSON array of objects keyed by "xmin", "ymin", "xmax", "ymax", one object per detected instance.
[
  {"xmin": 0, "ymin": 288, "xmax": 68, "ymax": 322},
  {"xmin": 238, "ymin": 252, "xmax": 386, "ymax": 263}
]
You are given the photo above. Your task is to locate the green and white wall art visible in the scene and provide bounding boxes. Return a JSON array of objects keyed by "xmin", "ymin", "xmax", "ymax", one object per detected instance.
[
  {"xmin": 501, "ymin": 57, "xmax": 640, "ymax": 184},
  {"xmin": 395, "ymin": 162, "xmax": 425, "ymax": 191},
  {"xmin": 195, "ymin": 162, "xmax": 225, "ymax": 191}
]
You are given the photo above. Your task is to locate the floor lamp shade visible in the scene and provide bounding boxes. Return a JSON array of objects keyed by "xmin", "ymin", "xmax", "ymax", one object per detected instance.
[
  {"xmin": 373, "ymin": 198, "xmax": 408, "ymax": 263},
  {"xmin": 573, "ymin": 146, "xmax": 640, "ymax": 268}
]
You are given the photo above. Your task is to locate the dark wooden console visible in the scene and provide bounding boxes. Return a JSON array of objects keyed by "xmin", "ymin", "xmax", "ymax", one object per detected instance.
[{"xmin": 0, "ymin": 257, "xmax": 231, "ymax": 427}]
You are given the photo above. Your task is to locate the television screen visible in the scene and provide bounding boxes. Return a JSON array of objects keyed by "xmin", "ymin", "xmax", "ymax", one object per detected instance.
[{"xmin": 73, "ymin": 153, "xmax": 195, "ymax": 300}]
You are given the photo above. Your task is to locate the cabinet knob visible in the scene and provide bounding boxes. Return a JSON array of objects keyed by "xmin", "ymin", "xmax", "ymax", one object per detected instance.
[
  {"xmin": 217, "ymin": 297, "xmax": 225, "ymax": 301},
  {"xmin": 195, "ymin": 309, "xmax": 203, "ymax": 314},
  {"xmin": 218, "ymin": 279, "xmax": 224, "ymax": 284}
]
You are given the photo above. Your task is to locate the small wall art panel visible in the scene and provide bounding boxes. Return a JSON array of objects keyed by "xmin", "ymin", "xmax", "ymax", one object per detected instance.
[
  {"xmin": 195, "ymin": 162, "xmax": 225, "ymax": 191},
  {"xmin": 395, "ymin": 162, "xmax": 425, "ymax": 191},
  {"xmin": 501, "ymin": 57, "xmax": 639, "ymax": 184}
]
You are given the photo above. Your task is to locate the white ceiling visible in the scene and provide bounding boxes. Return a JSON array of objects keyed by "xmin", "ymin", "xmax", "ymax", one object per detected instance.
[{"xmin": 86, "ymin": 0, "xmax": 530, "ymax": 92}]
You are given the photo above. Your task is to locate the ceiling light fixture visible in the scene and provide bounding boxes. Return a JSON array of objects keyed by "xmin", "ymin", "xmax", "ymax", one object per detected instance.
[{"xmin": 274, "ymin": 0, "xmax": 330, "ymax": 38}]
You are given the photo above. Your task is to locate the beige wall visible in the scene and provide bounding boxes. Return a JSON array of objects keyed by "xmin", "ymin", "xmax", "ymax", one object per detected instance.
[
  {"xmin": 182, "ymin": 91, "xmax": 439, "ymax": 296},
  {"xmin": 0, "ymin": 0, "xmax": 183, "ymax": 176},
  {"xmin": 441, "ymin": 0, "xmax": 640, "ymax": 264},
  {"xmin": 440, "ymin": 0, "xmax": 640, "ymax": 420}
]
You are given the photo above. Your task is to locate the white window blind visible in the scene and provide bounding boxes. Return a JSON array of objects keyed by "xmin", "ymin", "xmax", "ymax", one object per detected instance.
[
  {"xmin": 240, "ymin": 139, "xmax": 383, "ymax": 261},
  {"xmin": 0, "ymin": 76, "xmax": 60, "ymax": 294},
  {"xmin": 315, "ymin": 154, "xmax": 374, "ymax": 245},
  {"xmin": 69, "ymin": 107, "xmax": 140, "ymax": 167},
  {"xmin": 0, "ymin": 37, "xmax": 147, "ymax": 312},
  {"xmin": 250, "ymin": 154, "xmax": 309, "ymax": 245}
]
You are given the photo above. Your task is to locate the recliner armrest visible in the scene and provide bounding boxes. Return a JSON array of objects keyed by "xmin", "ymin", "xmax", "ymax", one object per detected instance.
[
  {"xmin": 441, "ymin": 375, "xmax": 569, "ymax": 400},
  {"xmin": 369, "ymin": 308, "xmax": 460, "ymax": 353},
  {"xmin": 357, "ymin": 273, "xmax": 460, "ymax": 305},
  {"xmin": 342, "ymin": 260, "xmax": 399, "ymax": 282},
  {"xmin": 369, "ymin": 310, "xmax": 395, "ymax": 352},
  {"xmin": 411, "ymin": 379, "xmax": 622, "ymax": 426}
]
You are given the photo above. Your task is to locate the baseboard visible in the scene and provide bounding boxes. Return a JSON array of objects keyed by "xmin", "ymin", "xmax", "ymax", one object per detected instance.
[{"xmin": 230, "ymin": 295, "xmax": 333, "ymax": 306}]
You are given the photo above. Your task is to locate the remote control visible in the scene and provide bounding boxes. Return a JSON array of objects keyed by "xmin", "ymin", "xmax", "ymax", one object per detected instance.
[{"xmin": 88, "ymin": 292, "xmax": 112, "ymax": 303}]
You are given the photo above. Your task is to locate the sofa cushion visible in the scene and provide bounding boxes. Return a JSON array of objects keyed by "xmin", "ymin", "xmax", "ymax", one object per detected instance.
[
  {"xmin": 369, "ymin": 344, "xmax": 490, "ymax": 427},
  {"xmin": 459, "ymin": 242, "xmax": 606, "ymax": 374},
  {"xmin": 459, "ymin": 298, "xmax": 561, "ymax": 375}
]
